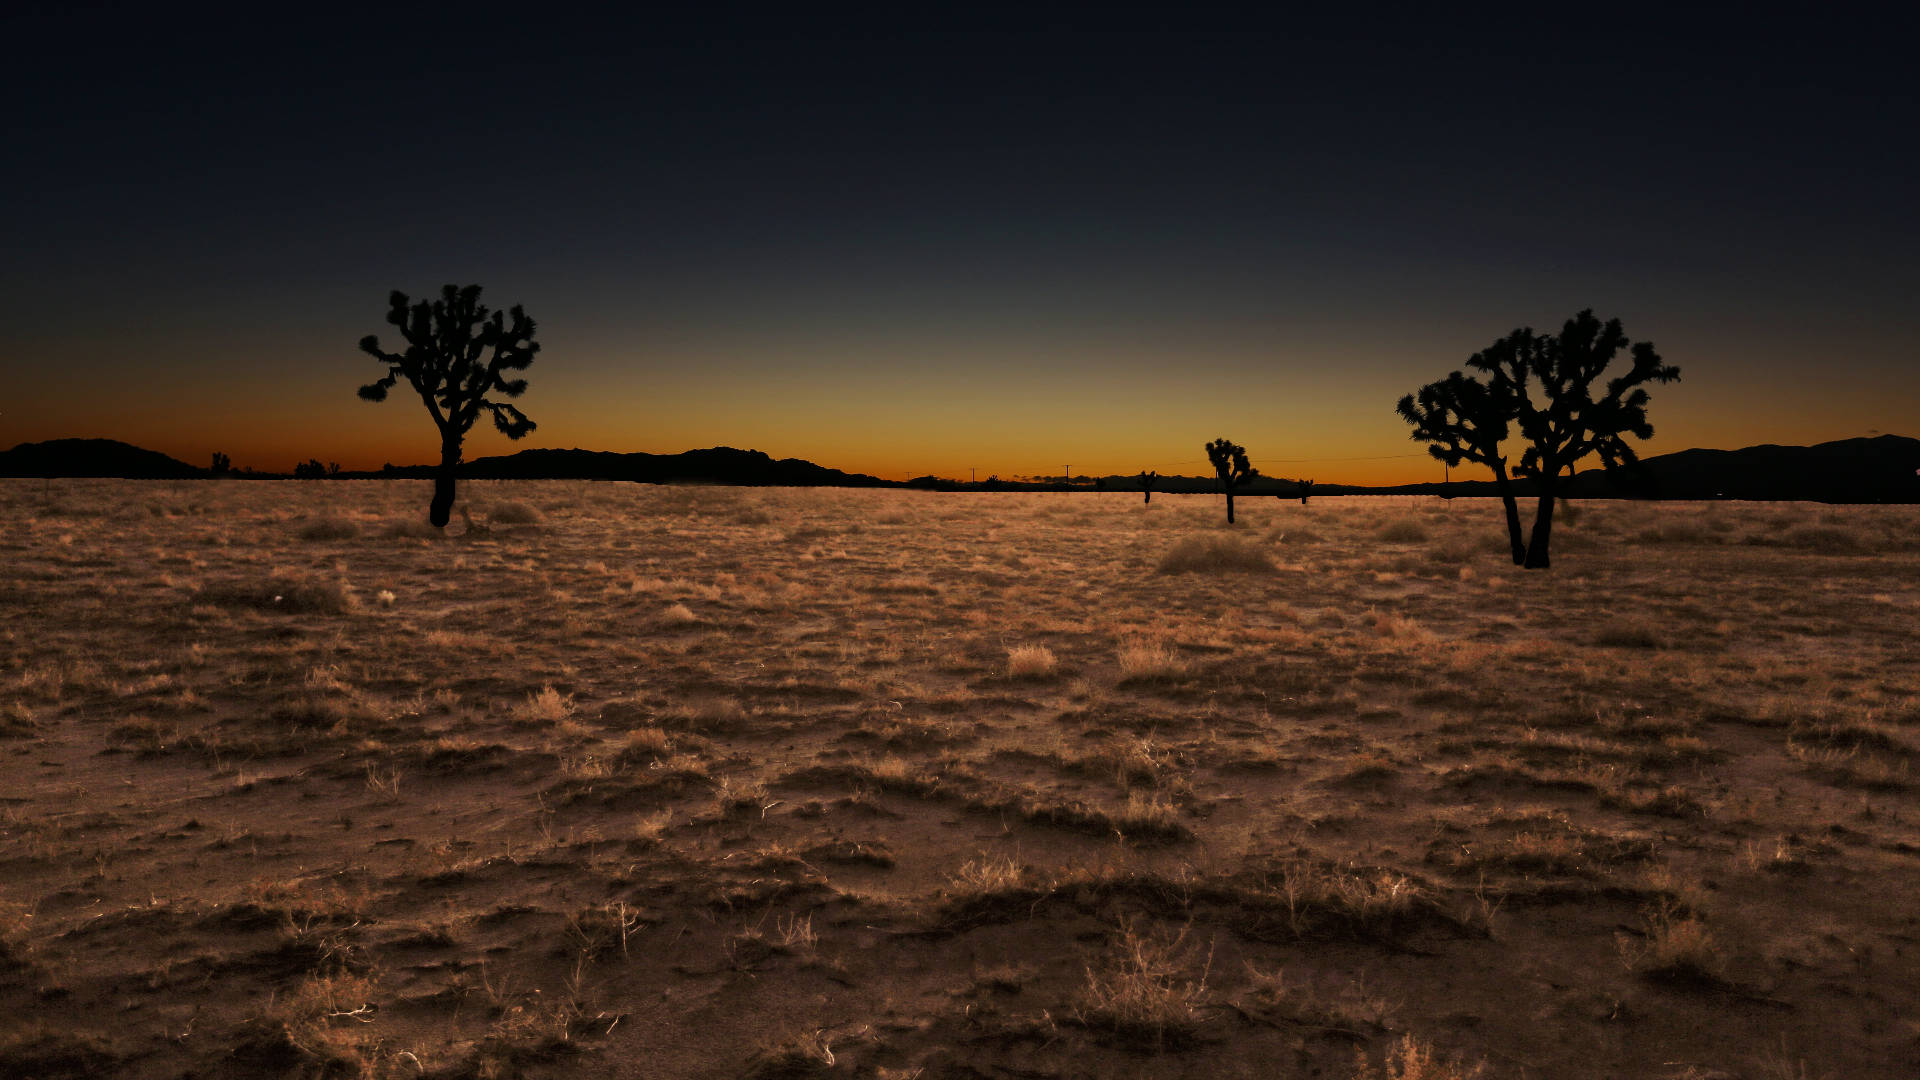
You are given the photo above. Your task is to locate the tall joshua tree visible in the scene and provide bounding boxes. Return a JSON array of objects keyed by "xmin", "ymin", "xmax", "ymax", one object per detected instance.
[
  {"xmin": 357, "ymin": 285, "xmax": 538, "ymax": 527},
  {"xmin": 1482, "ymin": 310, "xmax": 1679, "ymax": 568},
  {"xmin": 1399, "ymin": 310, "xmax": 1678, "ymax": 569},
  {"xmin": 1204, "ymin": 438, "xmax": 1257, "ymax": 523},
  {"xmin": 1397, "ymin": 370, "xmax": 1527, "ymax": 564}
]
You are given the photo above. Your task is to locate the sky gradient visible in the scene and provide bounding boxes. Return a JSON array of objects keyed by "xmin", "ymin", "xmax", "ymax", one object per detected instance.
[{"xmin": 5, "ymin": 10, "xmax": 1916, "ymax": 483}]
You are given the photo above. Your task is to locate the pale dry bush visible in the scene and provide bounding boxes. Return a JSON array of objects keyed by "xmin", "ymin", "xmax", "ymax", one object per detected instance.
[
  {"xmin": 1352, "ymin": 1034, "xmax": 1483, "ymax": 1080},
  {"xmin": 1006, "ymin": 644, "xmax": 1058, "ymax": 678},
  {"xmin": 1118, "ymin": 640, "xmax": 1187, "ymax": 681},
  {"xmin": 1156, "ymin": 534, "xmax": 1275, "ymax": 574},
  {"xmin": 522, "ymin": 686, "xmax": 574, "ymax": 724},
  {"xmin": 947, "ymin": 854, "xmax": 1025, "ymax": 893},
  {"xmin": 1076, "ymin": 921, "xmax": 1213, "ymax": 1048},
  {"xmin": 660, "ymin": 602, "xmax": 699, "ymax": 625},
  {"xmin": 1378, "ymin": 520, "xmax": 1429, "ymax": 543}
]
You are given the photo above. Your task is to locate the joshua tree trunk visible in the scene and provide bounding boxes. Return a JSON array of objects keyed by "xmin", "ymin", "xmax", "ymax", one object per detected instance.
[
  {"xmin": 1225, "ymin": 491, "xmax": 1236, "ymax": 524},
  {"xmin": 431, "ymin": 436, "xmax": 461, "ymax": 528},
  {"xmin": 1490, "ymin": 467, "xmax": 1526, "ymax": 565},
  {"xmin": 1143, "ymin": 488, "xmax": 1151, "ymax": 505},
  {"xmin": 1524, "ymin": 489, "xmax": 1556, "ymax": 569}
]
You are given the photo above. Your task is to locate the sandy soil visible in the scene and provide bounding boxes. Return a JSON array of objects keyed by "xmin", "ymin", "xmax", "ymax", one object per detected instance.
[{"xmin": 2, "ymin": 480, "xmax": 1916, "ymax": 1079}]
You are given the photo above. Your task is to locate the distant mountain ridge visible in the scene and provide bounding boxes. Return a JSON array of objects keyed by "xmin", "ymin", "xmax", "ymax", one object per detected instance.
[
  {"xmin": 0, "ymin": 438, "xmax": 202, "ymax": 478},
  {"xmin": 3, "ymin": 435, "xmax": 1915, "ymax": 501}
]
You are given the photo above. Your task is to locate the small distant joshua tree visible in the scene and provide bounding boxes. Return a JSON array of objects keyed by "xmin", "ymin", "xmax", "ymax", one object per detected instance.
[
  {"xmin": 210, "ymin": 451, "xmax": 231, "ymax": 475},
  {"xmin": 1204, "ymin": 438, "xmax": 1258, "ymax": 523},
  {"xmin": 1298, "ymin": 478, "xmax": 1313, "ymax": 504},
  {"xmin": 1399, "ymin": 309, "xmax": 1679, "ymax": 569},
  {"xmin": 1140, "ymin": 470, "xmax": 1157, "ymax": 505},
  {"xmin": 292, "ymin": 459, "xmax": 340, "ymax": 479},
  {"xmin": 357, "ymin": 284, "xmax": 539, "ymax": 528}
]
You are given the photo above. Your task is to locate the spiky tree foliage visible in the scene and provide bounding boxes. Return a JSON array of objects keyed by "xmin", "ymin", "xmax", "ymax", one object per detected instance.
[
  {"xmin": 357, "ymin": 285, "xmax": 539, "ymax": 527},
  {"xmin": 1204, "ymin": 438, "xmax": 1258, "ymax": 524},
  {"xmin": 1397, "ymin": 370, "xmax": 1527, "ymax": 564},
  {"xmin": 1475, "ymin": 309, "xmax": 1678, "ymax": 568},
  {"xmin": 1400, "ymin": 311, "xmax": 1678, "ymax": 569},
  {"xmin": 1140, "ymin": 470, "xmax": 1157, "ymax": 505}
]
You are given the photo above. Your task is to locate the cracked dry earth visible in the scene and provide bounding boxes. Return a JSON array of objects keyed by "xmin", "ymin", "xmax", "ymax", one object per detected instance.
[{"xmin": 2, "ymin": 479, "xmax": 1918, "ymax": 1079}]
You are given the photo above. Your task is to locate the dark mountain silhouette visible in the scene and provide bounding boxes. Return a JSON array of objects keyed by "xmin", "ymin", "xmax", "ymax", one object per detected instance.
[
  {"xmin": 1369, "ymin": 435, "xmax": 1920, "ymax": 503},
  {"xmin": 0, "ymin": 438, "xmax": 203, "ymax": 478},
  {"xmin": 5, "ymin": 435, "xmax": 1915, "ymax": 501},
  {"xmin": 385, "ymin": 446, "xmax": 895, "ymax": 487}
]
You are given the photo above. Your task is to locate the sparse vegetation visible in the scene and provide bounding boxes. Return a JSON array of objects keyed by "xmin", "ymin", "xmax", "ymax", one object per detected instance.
[{"xmin": 3, "ymin": 482, "xmax": 1914, "ymax": 1079}]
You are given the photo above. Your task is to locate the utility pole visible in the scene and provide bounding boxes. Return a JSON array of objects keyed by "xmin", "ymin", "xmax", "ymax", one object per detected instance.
[{"xmin": 970, "ymin": 467, "xmax": 977, "ymax": 484}]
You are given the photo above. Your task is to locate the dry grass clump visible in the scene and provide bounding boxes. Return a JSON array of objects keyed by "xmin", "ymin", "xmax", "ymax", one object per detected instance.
[
  {"xmin": 1593, "ymin": 618, "xmax": 1664, "ymax": 648},
  {"xmin": 660, "ymin": 602, "xmax": 700, "ymax": 625},
  {"xmin": 1006, "ymin": 644, "xmax": 1059, "ymax": 678},
  {"xmin": 1156, "ymin": 534, "xmax": 1275, "ymax": 574},
  {"xmin": 296, "ymin": 516, "xmax": 359, "ymax": 541},
  {"xmin": 1378, "ymin": 520, "xmax": 1429, "ymax": 543},
  {"xmin": 380, "ymin": 517, "xmax": 440, "ymax": 539},
  {"xmin": 486, "ymin": 500, "xmax": 542, "ymax": 524},
  {"xmin": 1075, "ymin": 921, "xmax": 1214, "ymax": 1049},
  {"xmin": 743, "ymin": 1028, "xmax": 838, "ymax": 1079},
  {"xmin": 1625, "ymin": 903, "xmax": 1726, "ymax": 987},
  {"xmin": 1117, "ymin": 640, "xmax": 1187, "ymax": 682},
  {"xmin": 1352, "ymin": 1034, "xmax": 1484, "ymax": 1080},
  {"xmin": 1771, "ymin": 524, "xmax": 1870, "ymax": 554},
  {"xmin": 192, "ymin": 577, "xmax": 353, "ymax": 614}
]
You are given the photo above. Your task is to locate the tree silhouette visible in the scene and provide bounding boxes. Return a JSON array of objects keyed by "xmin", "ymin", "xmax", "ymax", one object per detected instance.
[
  {"xmin": 1397, "ymin": 371, "xmax": 1527, "ymax": 564},
  {"xmin": 1478, "ymin": 310, "xmax": 1679, "ymax": 568},
  {"xmin": 1140, "ymin": 470, "xmax": 1157, "ymax": 505},
  {"xmin": 1298, "ymin": 478, "xmax": 1313, "ymax": 504},
  {"xmin": 1204, "ymin": 438, "xmax": 1257, "ymax": 523},
  {"xmin": 357, "ymin": 285, "xmax": 538, "ymax": 527},
  {"xmin": 210, "ymin": 451, "xmax": 231, "ymax": 475},
  {"xmin": 1400, "ymin": 311, "xmax": 1678, "ymax": 569}
]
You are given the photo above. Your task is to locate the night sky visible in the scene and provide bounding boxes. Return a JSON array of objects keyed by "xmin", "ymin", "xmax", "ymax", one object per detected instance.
[{"xmin": 6, "ymin": 9, "xmax": 1916, "ymax": 482}]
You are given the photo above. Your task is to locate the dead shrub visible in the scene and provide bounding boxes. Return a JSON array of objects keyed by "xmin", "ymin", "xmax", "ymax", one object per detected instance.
[
  {"xmin": 296, "ymin": 517, "xmax": 359, "ymax": 541},
  {"xmin": 192, "ymin": 578, "xmax": 353, "ymax": 614},
  {"xmin": 1156, "ymin": 535, "xmax": 1275, "ymax": 574}
]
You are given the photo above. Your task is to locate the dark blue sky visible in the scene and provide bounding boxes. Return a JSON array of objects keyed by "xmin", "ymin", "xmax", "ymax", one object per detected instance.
[{"xmin": 5, "ymin": 8, "xmax": 1915, "ymax": 477}]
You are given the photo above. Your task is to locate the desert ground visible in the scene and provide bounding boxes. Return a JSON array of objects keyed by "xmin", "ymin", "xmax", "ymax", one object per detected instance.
[{"xmin": 1, "ymin": 480, "xmax": 1916, "ymax": 1079}]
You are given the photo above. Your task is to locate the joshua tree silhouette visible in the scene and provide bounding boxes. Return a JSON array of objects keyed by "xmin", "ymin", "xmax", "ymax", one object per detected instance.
[
  {"xmin": 1397, "ymin": 371, "xmax": 1527, "ymax": 564},
  {"xmin": 1298, "ymin": 478, "xmax": 1313, "ymax": 504},
  {"xmin": 1140, "ymin": 470, "xmax": 1157, "ymax": 505},
  {"xmin": 1400, "ymin": 310, "xmax": 1678, "ymax": 569},
  {"xmin": 1483, "ymin": 310, "xmax": 1678, "ymax": 568},
  {"xmin": 357, "ymin": 285, "xmax": 538, "ymax": 527},
  {"xmin": 210, "ymin": 451, "xmax": 231, "ymax": 475},
  {"xmin": 1204, "ymin": 438, "xmax": 1257, "ymax": 523}
]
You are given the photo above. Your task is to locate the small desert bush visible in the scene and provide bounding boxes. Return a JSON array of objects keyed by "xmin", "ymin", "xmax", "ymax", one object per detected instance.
[
  {"xmin": 1075, "ymin": 921, "xmax": 1213, "ymax": 1050},
  {"xmin": 661, "ymin": 602, "xmax": 699, "ymax": 625},
  {"xmin": 1352, "ymin": 1034, "xmax": 1483, "ymax": 1080},
  {"xmin": 1594, "ymin": 618, "xmax": 1663, "ymax": 649},
  {"xmin": 1006, "ymin": 644, "xmax": 1058, "ymax": 678},
  {"xmin": 193, "ymin": 578, "xmax": 353, "ymax": 614},
  {"xmin": 1156, "ymin": 535, "xmax": 1275, "ymax": 574},
  {"xmin": 1775, "ymin": 524, "xmax": 1869, "ymax": 554},
  {"xmin": 297, "ymin": 517, "xmax": 359, "ymax": 541},
  {"xmin": 381, "ymin": 518, "xmax": 440, "ymax": 539},
  {"xmin": 487, "ymin": 500, "xmax": 541, "ymax": 525},
  {"xmin": 1378, "ymin": 520, "xmax": 1429, "ymax": 543},
  {"xmin": 1627, "ymin": 902, "xmax": 1725, "ymax": 986},
  {"xmin": 1117, "ymin": 640, "xmax": 1187, "ymax": 682}
]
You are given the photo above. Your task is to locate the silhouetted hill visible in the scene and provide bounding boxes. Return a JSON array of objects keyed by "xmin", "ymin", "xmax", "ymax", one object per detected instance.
[
  {"xmin": 0, "ymin": 438, "xmax": 203, "ymax": 478},
  {"xmin": 1371, "ymin": 435, "xmax": 1920, "ymax": 503},
  {"xmin": 386, "ymin": 446, "xmax": 896, "ymax": 487}
]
